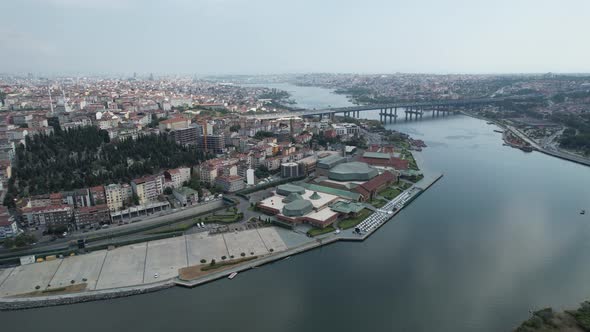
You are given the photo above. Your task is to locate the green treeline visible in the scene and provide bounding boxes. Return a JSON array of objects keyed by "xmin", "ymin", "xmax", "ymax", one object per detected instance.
[
  {"xmin": 553, "ymin": 112, "xmax": 590, "ymax": 154},
  {"xmin": 9, "ymin": 126, "xmax": 207, "ymax": 199}
]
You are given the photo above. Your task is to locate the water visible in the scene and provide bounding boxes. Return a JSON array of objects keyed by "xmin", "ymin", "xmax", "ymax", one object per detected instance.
[
  {"xmin": 2, "ymin": 85, "xmax": 590, "ymax": 331},
  {"xmin": 246, "ymin": 82, "xmax": 354, "ymax": 109}
]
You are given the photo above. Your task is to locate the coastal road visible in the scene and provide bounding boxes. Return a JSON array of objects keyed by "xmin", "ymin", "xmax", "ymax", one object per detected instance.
[
  {"xmin": 0, "ymin": 199, "xmax": 227, "ymax": 259},
  {"xmin": 507, "ymin": 125, "xmax": 590, "ymax": 166}
]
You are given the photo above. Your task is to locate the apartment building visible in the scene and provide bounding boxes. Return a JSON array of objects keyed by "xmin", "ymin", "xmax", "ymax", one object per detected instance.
[{"xmin": 132, "ymin": 175, "xmax": 164, "ymax": 204}]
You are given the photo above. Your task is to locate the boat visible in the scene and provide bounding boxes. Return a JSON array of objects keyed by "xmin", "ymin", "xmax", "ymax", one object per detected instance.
[
  {"xmin": 520, "ymin": 146, "xmax": 533, "ymax": 152},
  {"xmin": 494, "ymin": 129, "xmax": 504, "ymax": 133},
  {"xmin": 581, "ymin": 210, "xmax": 586, "ymax": 215},
  {"xmin": 228, "ymin": 272, "xmax": 238, "ymax": 279},
  {"xmin": 486, "ymin": 121, "xmax": 494, "ymax": 125}
]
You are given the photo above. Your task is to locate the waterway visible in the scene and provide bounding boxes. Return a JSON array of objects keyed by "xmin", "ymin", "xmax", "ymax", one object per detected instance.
[
  {"xmin": 246, "ymin": 82, "xmax": 354, "ymax": 109},
  {"xmin": 2, "ymin": 85, "xmax": 590, "ymax": 331}
]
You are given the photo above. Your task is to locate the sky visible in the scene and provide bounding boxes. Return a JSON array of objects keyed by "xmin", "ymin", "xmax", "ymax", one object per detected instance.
[{"xmin": 0, "ymin": 0, "xmax": 589, "ymax": 75}]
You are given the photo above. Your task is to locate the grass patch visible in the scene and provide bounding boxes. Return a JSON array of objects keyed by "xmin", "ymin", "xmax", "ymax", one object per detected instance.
[
  {"xmin": 15, "ymin": 283, "xmax": 87, "ymax": 298},
  {"xmin": 338, "ymin": 209, "xmax": 372, "ymax": 230},
  {"xmin": 307, "ymin": 226, "xmax": 335, "ymax": 237},
  {"xmin": 399, "ymin": 182, "xmax": 412, "ymax": 190},
  {"xmin": 380, "ymin": 187, "xmax": 402, "ymax": 200},
  {"xmin": 201, "ymin": 256, "xmax": 257, "ymax": 271},
  {"xmin": 179, "ymin": 257, "xmax": 258, "ymax": 281},
  {"xmin": 369, "ymin": 198, "xmax": 387, "ymax": 208},
  {"xmin": 146, "ymin": 219, "xmax": 198, "ymax": 235}
]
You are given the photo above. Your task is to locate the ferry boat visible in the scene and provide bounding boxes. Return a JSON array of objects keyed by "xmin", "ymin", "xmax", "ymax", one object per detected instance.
[{"xmin": 228, "ymin": 272, "xmax": 238, "ymax": 279}]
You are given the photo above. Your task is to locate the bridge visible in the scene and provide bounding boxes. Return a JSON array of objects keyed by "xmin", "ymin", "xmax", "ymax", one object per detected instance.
[{"xmin": 245, "ymin": 95, "xmax": 535, "ymax": 122}]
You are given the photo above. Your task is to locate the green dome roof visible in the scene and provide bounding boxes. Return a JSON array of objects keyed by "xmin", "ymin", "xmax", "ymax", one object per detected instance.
[
  {"xmin": 309, "ymin": 192, "xmax": 321, "ymax": 200},
  {"xmin": 282, "ymin": 199, "xmax": 313, "ymax": 217},
  {"xmin": 282, "ymin": 193, "xmax": 304, "ymax": 203},
  {"xmin": 328, "ymin": 162, "xmax": 379, "ymax": 181}
]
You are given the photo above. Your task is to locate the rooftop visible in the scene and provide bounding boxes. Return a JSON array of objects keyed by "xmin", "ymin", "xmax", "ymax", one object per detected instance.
[
  {"xmin": 317, "ymin": 155, "xmax": 347, "ymax": 169},
  {"xmin": 174, "ymin": 187, "xmax": 199, "ymax": 196},
  {"xmin": 328, "ymin": 162, "xmax": 379, "ymax": 181},
  {"xmin": 330, "ymin": 201, "xmax": 366, "ymax": 214},
  {"xmin": 276, "ymin": 184, "xmax": 306, "ymax": 196},
  {"xmin": 363, "ymin": 151, "xmax": 391, "ymax": 159},
  {"xmin": 298, "ymin": 183, "xmax": 362, "ymax": 201}
]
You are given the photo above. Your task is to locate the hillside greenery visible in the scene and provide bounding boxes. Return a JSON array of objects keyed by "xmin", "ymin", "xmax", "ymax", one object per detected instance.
[{"xmin": 4, "ymin": 126, "xmax": 209, "ymax": 206}]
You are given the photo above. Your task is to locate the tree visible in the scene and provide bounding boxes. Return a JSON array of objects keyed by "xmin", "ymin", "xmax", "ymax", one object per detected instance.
[
  {"xmin": 2, "ymin": 238, "xmax": 14, "ymax": 249},
  {"xmin": 210, "ymin": 259, "xmax": 216, "ymax": 266},
  {"xmin": 10, "ymin": 233, "xmax": 36, "ymax": 248},
  {"xmin": 254, "ymin": 131, "xmax": 274, "ymax": 140},
  {"xmin": 255, "ymin": 165, "xmax": 270, "ymax": 179},
  {"xmin": 164, "ymin": 187, "xmax": 173, "ymax": 195},
  {"xmin": 5, "ymin": 126, "xmax": 212, "ymax": 205},
  {"xmin": 229, "ymin": 124, "xmax": 241, "ymax": 132},
  {"xmin": 132, "ymin": 193, "xmax": 140, "ymax": 206}
]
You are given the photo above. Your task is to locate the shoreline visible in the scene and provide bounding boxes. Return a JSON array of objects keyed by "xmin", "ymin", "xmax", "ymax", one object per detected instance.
[
  {"xmin": 0, "ymin": 173, "xmax": 443, "ymax": 311},
  {"xmin": 462, "ymin": 112, "xmax": 590, "ymax": 167}
]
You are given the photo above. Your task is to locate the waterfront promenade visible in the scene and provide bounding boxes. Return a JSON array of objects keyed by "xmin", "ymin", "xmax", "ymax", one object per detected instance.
[{"xmin": 0, "ymin": 165, "xmax": 442, "ymax": 310}]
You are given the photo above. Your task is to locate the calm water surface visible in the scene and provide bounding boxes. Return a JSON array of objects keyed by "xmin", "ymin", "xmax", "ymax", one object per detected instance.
[{"xmin": 2, "ymin": 85, "xmax": 590, "ymax": 332}]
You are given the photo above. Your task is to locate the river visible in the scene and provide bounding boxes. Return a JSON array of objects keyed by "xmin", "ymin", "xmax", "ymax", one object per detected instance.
[{"xmin": 2, "ymin": 84, "xmax": 590, "ymax": 331}]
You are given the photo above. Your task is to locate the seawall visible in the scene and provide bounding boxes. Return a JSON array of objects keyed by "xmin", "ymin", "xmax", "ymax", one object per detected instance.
[{"xmin": 0, "ymin": 173, "xmax": 444, "ymax": 310}]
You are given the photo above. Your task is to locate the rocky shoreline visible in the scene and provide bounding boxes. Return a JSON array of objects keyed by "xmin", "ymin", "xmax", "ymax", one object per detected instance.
[{"xmin": 0, "ymin": 280, "xmax": 174, "ymax": 311}]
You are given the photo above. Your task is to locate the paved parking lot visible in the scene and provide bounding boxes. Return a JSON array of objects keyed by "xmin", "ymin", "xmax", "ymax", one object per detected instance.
[
  {"xmin": 186, "ymin": 233, "xmax": 229, "ymax": 264},
  {"xmin": 95, "ymin": 243, "xmax": 147, "ymax": 290},
  {"xmin": 48, "ymin": 251, "xmax": 107, "ymax": 290},
  {"xmin": 258, "ymin": 227, "xmax": 289, "ymax": 252},
  {"xmin": 0, "ymin": 267, "xmax": 15, "ymax": 288},
  {"xmin": 223, "ymin": 229, "xmax": 268, "ymax": 257},
  {"xmin": 0, "ymin": 227, "xmax": 291, "ymax": 297},
  {"xmin": 0, "ymin": 260, "xmax": 62, "ymax": 297},
  {"xmin": 144, "ymin": 237, "xmax": 188, "ymax": 281}
]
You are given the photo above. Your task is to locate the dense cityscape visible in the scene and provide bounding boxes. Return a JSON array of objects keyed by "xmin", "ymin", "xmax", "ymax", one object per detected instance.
[{"xmin": 1, "ymin": 0, "xmax": 590, "ymax": 331}]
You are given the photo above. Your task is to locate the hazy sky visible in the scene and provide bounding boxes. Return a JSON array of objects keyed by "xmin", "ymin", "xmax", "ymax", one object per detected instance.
[{"xmin": 1, "ymin": 0, "xmax": 589, "ymax": 75}]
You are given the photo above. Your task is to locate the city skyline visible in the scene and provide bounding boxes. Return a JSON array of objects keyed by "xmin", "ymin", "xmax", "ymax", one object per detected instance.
[{"xmin": 1, "ymin": 0, "xmax": 589, "ymax": 75}]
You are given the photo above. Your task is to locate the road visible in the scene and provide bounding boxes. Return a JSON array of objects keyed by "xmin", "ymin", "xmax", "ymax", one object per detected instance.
[
  {"xmin": 506, "ymin": 125, "xmax": 590, "ymax": 166},
  {"xmin": 0, "ymin": 199, "xmax": 228, "ymax": 259}
]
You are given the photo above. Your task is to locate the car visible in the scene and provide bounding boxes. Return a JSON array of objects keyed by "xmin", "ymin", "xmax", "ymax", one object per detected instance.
[{"xmin": 154, "ymin": 273, "xmax": 159, "ymax": 278}]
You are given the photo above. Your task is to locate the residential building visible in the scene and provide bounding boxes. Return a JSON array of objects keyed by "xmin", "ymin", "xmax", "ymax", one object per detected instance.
[
  {"xmin": 19, "ymin": 205, "xmax": 73, "ymax": 228},
  {"xmin": 214, "ymin": 175, "xmax": 245, "ymax": 193},
  {"xmin": 196, "ymin": 135, "xmax": 226, "ymax": 154},
  {"xmin": 74, "ymin": 204, "xmax": 111, "ymax": 229},
  {"xmin": 159, "ymin": 117, "xmax": 190, "ymax": 131},
  {"xmin": 172, "ymin": 187, "xmax": 199, "ymax": 206},
  {"xmin": 0, "ymin": 207, "xmax": 18, "ymax": 239},
  {"xmin": 169, "ymin": 125, "xmax": 200, "ymax": 146},
  {"xmin": 132, "ymin": 175, "xmax": 164, "ymax": 204},
  {"xmin": 164, "ymin": 167, "xmax": 191, "ymax": 189},
  {"xmin": 105, "ymin": 183, "xmax": 132, "ymax": 212},
  {"xmin": 89, "ymin": 186, "xmax": 106, "ymax": 205}
]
